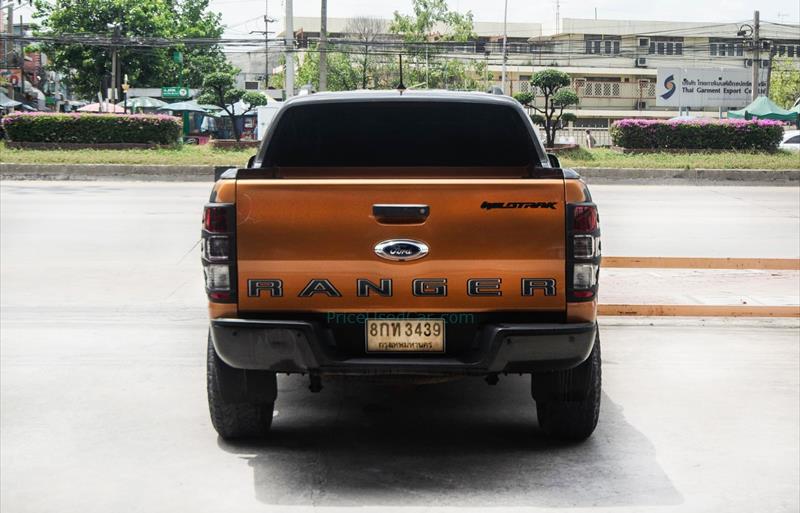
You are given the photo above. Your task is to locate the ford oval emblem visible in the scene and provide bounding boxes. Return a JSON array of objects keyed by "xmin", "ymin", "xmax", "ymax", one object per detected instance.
[{"xmin": 374, "ymin": 239, "xmax": 429, "ymax": 262}]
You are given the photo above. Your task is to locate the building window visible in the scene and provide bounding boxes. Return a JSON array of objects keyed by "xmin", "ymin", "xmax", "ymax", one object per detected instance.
[
  {"xmin": 585, "ymin": 34, "xmax": 621, "ymax": 55},
  {"xmin": 710, "ymin": 39, "xmax": 744, "ymax": 58},
  {"xmin": 650, "ymin": 37, "xmax": 684, "ymax": 55}
]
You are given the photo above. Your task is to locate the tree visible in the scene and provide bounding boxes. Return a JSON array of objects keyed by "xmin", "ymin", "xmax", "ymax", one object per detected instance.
[
  {"xmin": 390, "ymin": 0, "xmax": 475, "ymax": 42},
  {"xmin": 345, "ymin": 17, "xmax": 386, "ymax": 89},
  {"xmin": 33, "ymin": 0, "xmax": 229, "ymax": 99},
  {"xmin": 769, "ymin": 57, "xmax": 800, "ymax": 109},
  {"xmin": 513, "ymin": 92, "xmax": 534, "ymax": 113},
  {"xmin": 296, "ymin": 49, "xmax": 359, "ymax": 91},
  {"xmin": 198, "ymin": 72, "xmax": 267, "ymax": 141},
  {"xmin": 529, "ymin": 69, "xmax": 579, "ymax": 147},
  {"xmin": 389, "ymin": 0, "xmax": 480, "ymax": 90}
]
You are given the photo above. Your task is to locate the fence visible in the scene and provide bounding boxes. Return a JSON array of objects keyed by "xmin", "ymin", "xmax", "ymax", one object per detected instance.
[{"xmin": 536, "ymin": 128, "xmax": 613, "ymax": 147}]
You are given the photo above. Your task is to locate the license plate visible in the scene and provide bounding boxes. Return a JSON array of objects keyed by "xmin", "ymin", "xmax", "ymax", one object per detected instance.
[{"xmin": 365, "ymin": 319, "xmax": 445, "ymax": 353}]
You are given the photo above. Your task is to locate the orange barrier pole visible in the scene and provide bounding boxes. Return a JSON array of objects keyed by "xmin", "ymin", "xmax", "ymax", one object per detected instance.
[
  {"xmin": 599, "ymin": 304, "xmax": 800, "ymax": 318},
  {"xmin": 603, "ymin": 257, "xmax": 800, "ymax": 271}
]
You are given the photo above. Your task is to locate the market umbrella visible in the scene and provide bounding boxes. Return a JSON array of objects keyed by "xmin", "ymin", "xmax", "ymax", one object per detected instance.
[
  {"xmin": 0, "ymin": 91, "xmax": 22, "ymax": 108},
  {"xmin": 213, "ymin": 100, "xmax": 260, "ymax": 116},
  {"xmin": 728, "ymin": 96, "xmax": 798, "ymax": 122},
  {"xmin": 124, "ymin": 96, "xmax": 167, "ymax": 109},
  {"xmin": 157, "ymin": 100, "xmax": 208, "ymax": 113},
  {"xmin": 77, "ymin": 102, "xmax": 126, "ymax": 113}
]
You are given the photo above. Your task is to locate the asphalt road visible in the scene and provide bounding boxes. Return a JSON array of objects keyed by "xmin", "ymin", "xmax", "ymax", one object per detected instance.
[{"xmin": 1, "ymin": 181, "xmax": 799, "ymax": 513}]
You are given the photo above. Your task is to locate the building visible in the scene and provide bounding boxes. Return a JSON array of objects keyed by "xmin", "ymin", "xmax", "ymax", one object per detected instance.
[
  {"xmin": 230, "ymin": 15, "xmax": 800, "ymax": 143},
  {"xmin": 501, "ymin": 18, "xmax": 800, "ymax": 126},
  {"xmin": 227, "ymin": 16, "xmax": 542, "ymax": 89}
]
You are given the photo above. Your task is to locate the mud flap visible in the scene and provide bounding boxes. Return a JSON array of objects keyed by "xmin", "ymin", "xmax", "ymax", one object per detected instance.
[
  {"xmin": 213, "ymin": 342, "xmax": 278, "ymax": 404},
  {"xmin": 531, "ymin": 329, "xmax": 599, "ymax": 402}
]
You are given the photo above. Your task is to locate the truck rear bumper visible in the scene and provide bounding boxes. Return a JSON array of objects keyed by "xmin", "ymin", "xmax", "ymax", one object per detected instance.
[{"xmin": 209, "ymin": 318, "xmax": 597, "ymax": 376}]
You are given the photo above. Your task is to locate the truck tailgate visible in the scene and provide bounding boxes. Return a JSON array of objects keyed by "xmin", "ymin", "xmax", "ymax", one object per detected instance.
[{"xmin": 236, "ymin": 178, "xmax": 565, "ymax": 313}]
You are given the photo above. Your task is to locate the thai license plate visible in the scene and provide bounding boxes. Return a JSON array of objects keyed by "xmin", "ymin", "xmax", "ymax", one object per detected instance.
[{"xmin": 365, "ymin": 319, "xmax": 445, "ymax": 353}]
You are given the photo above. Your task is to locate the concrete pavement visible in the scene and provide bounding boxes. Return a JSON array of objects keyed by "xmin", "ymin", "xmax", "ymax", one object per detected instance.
[{"xmin": 1, "ymin": 181, "xmax": 799, "ymax": 512}]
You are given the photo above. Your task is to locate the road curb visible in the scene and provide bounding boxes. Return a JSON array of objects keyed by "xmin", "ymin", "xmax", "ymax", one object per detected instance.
[
  {"xmin": 0, "ymin": 163, "xmax": 214, "ymax": 181},
  {"xmin": 577, "ymin": 167, "xmax": 800, "ymax": 184},
  {"xmin": 1, "ymin": 163, "xmax": 798, "ymax": 184}
]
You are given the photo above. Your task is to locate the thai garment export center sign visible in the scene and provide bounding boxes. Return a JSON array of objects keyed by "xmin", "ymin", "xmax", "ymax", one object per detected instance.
[{"xmin": 656, "ymin": 67, "xmax": 768, "ymax": 108}]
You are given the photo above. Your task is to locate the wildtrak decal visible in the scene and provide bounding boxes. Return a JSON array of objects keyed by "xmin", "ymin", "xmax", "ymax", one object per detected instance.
[{"xmin": 481, "ymin": 201, "xmax": 557, "ymax": 210}]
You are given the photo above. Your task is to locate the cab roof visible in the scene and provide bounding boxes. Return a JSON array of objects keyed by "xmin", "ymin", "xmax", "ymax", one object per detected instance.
[{"xmin": 283, "ymin": 89, "xmax": 520, "ymax": 107}]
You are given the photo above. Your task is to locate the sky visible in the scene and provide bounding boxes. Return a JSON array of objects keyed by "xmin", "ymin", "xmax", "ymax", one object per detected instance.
[
  {"xmin": 11, "ymin": 0, "xmax": 799, "ymax": 37},
  {"xmin": 215, "ymin": 0, "xmax": 800, "ymax": 38}
]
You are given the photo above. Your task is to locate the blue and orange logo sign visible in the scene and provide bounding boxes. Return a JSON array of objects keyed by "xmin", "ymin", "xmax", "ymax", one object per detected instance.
[{"xmin": 661, "ymin": 74, "xmax": 676, "ymax": 100}]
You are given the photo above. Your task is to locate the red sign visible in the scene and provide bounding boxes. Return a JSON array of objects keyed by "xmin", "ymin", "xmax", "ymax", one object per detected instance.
[{"xmin": 0, "ymin": 69, "xmax": 22, "ymax": 87}]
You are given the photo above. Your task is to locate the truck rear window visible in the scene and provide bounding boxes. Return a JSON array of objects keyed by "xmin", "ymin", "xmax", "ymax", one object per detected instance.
[{"xmin": 263, "ymin": 101, "xmax": 538, "ymax": 167}]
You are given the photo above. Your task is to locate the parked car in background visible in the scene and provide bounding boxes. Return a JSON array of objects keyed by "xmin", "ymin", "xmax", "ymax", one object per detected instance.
[{"xmin": 779, "ymin": 130, "xmax": 800, "ymax": 152}]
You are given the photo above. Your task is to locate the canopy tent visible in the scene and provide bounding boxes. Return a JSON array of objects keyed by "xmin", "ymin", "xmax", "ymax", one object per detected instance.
[
  {"xmin": 123, "ymin": 96, "xmax": 167, "ymax": 110},
  {"xmin": 212, "ymin": 100, "xmax": 259, "ymax": 117},
  {"xmin": 0, "ymin": 92, "xmax": 22, "ymax": 109},
  {"xmin": 157, "ymin": 100, "xmax": 207, "ymax": 113},
  {"xmin": 728, "ymin": 96, "xmax": 798, "ymax": 122},
  {"xmin": 77, "ymin": 102, "xmax": 126, "ymax": 113}
]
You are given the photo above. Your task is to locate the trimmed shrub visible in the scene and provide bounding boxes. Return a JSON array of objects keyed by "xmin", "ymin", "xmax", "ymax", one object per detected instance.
[
  {"xmin": 610, "ymin": 119, "xmax": 784, "ymax": 151},
  {"xmin": 1, "ymin": 112, "xmax": 182, "ymax": 145}
]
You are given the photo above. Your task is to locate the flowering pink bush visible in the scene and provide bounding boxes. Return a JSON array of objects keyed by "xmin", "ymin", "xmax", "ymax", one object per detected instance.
[
  {"xmin": 610, "ymin": 118, "xmax": 784, "ymax": 151},
  {"xmin": 2, "ymin": 112, "xmax": 182, "ymax": 144}
]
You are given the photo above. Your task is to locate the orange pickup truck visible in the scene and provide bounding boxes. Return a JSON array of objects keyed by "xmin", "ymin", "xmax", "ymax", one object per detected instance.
[{"xmin": 202, "ymin": 91, "xmax": 601, "ymax": 440}]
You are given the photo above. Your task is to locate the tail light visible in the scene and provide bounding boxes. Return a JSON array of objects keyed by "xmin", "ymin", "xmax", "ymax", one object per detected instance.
[
  {"xmin": 567, "ymin": 203, "xmax": 601, "ymax": 301},
  {"xmin": 202, "ymin": 204, "xmax": 236, "ymax": 302}
]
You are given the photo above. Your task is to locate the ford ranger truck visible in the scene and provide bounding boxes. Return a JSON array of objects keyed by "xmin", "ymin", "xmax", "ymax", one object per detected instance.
[{"xmin": 202, "ymin": 91, "xmax": 601, "ymax": 441}]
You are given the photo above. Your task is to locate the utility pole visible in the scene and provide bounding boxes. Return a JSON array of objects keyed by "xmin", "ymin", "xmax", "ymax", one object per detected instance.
[
  {"xmin": 250, "ymin": 5, "xmax": 275, "ymax": 89},
  {"xmin": 110, "ymin": 24, "xmax": 121, "ymax": 105},
  {"xmin": 501, "ymin": 0, "xmax": 508, "ymax": 93},
  {"xmin": 555, "ymin": 0, "xmax": 560, "ymax": 33},
  {"xmin": 751, "ymin": 10, "xmax": 760, "ymax": 101},
  {"xmin": 264, "ymin": 0, "xmax": 270, "ymax": 88},
  {"xmin": 3, "ymin": 3, "xmax": 13, "ymax": 98},
  {"xmin": 284, "ymin": 0, "xmax": 294, "ymax": 97},
  {"xmin": 319, "ymin": 0, "xmax": 327, "ymax": 91}
]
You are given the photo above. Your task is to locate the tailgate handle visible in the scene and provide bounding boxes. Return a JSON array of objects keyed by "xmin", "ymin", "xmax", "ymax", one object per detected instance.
[{"xmin": 373, "ymin": 204, "xmax": 430, "ymax": 223}]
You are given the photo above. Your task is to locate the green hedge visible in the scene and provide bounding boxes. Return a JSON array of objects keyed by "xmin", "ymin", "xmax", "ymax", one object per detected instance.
[
  {"xmin": 610, "ymin": 119, "xmax": 784, "ymax": 151},
  {"xmin": 1, "ymin": 112, "xmax": 182, "ymax": 145}
]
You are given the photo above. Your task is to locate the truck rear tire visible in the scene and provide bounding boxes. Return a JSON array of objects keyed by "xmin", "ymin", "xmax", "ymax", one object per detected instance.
[
  {"xmin": 532, "ymin": 333, "xmax": 601, "ymax": 441},
  {"xmin": 207, "ymin": 337, "xmax": 275, "ymax": 439}
]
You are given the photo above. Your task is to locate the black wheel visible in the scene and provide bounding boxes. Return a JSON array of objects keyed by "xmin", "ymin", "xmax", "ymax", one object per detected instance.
[
  {"xmin": 532, "ymin": 333, "xmax": 601, "ymax": 441},
  {"xmin": 207, "ymin": 336, "xmax": 276, "ymax": 439}
]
